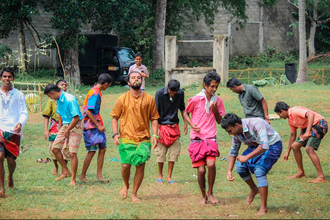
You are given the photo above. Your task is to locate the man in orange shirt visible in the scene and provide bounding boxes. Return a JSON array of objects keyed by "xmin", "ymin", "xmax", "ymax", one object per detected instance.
[
  {"xmin": 110, "ymin": 71, "xmax": 159, "ymax": 202},
  {"xmin": 274, "ymin": 101, "xmax": 328, "ymax": 183}
]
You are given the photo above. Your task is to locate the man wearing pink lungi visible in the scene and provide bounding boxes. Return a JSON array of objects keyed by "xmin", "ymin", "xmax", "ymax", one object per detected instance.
[{"xmin": 184, "ymin": 72, "xmax": 225, "ymax": 205}]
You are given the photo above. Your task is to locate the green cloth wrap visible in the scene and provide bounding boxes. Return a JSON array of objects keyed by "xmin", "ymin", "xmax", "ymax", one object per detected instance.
[{"xmin": 118, "ymin": 138, "xmax": 151, "ymax": 166}]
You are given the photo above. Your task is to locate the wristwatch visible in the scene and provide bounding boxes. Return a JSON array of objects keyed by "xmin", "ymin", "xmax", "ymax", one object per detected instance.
[
  {"xmin": 265, "ymin": 116, "xmax": 270, "ymax": 120},
  {"xmin": 112, "ymin": 133, "xmax": 119, "ymax": 139}
]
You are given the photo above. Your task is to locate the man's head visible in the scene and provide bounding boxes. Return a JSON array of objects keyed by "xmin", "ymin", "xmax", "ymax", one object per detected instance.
[
  {"xmin": 167, "ymin": 79, "xmax": 180, "ymax": 98},
  {"xmin": 56, "ymin": 79, "xmax": 67, "ymax": 92},
  {"xmin": 221, "ymin": 113, "xmax": 243, "ymax": 136},
  {"xmin": 44, "ymin": 83, "xmax": 62, "ymax": 100},
  {"xmin": 1, "ymin": 67, "xmax": 15, "ymax": 88},
  {"xmin": 203, "ymin": 72, "xmax": 221, "ymax": 96},
  {"xmin": 98, "ymin": 73, "xmax": 112, "ymax": 90},
  {"xmin": 127, "ymin": 71, "xmax": 142, "ymax": 91},
  {"xmin": 134, "ymin": 53, "xmax": 143, "ymax": 66},
  {"xmin": 274, "ymin": 101, "xmax": 290, "ymax": 119},
  {"xmin": 226, "ymin": 78, "xmax": 243, "ymax": 93}
]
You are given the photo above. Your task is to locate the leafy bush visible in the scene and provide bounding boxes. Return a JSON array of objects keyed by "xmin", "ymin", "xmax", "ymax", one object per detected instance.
[{"xmin": 147, "ymin": 68, "xmax": 165, "ymax": 87}]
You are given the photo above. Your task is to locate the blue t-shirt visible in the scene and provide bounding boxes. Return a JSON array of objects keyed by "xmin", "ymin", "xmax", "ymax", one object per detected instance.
[{"xmin": 56, "ymin": 91, "xmax": 83, "ymax": 124}]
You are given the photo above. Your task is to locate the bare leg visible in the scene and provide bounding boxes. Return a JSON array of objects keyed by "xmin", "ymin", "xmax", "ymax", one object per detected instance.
[
  {"xmin": 197, "ymin": 165, "xmax": 207, "ymax": 204},
  {"xmin": 69, "ymin": 153, "xmax": 78, "ymax": 185},
  {"xmin": 131, "ymin": 163, "xmax": 145, "ymax": 202},
  {"xmin": 0, "ymin": 152, "xmax": 5, "ymax": 197},
  {"xmin": 96, "ymin": 148, "xmax": 108, "ymax": 182},
  {"xmin": 244, "ymin": 178, "xmax": 259, "ymax": 205},
  {"xmin": 52, "ymin": 160, "xmax": 58, "ymax": 175},
  {"xmin": 257, "ymin": 186, "xmax": 268, "ymax": 215},
  {"xmin": 167, "ymin": 161, "xmax": 175, "ymax": 183},
  {"xmin": 206, "ymin": 160, "xmax": 218, "ymax": 205},
  {"xmin": 290, "ymin": 142, "xmax": 306, "ymax": 179},
  {"xmin": 79, "ymin": 151, "xmax": 96, "ymax": 183},
  {"xmin": 53, "ymin": 148, "xmax": 71, "ymax": 180},
  {"xmin": 6, "ymin": 157, "xmax": 16, "ymax": 188},
  {"xmin": 305, "ymin": 146, "xmax": 326, "ymax": 183},
  {"xmin": 120, "ymin": 164, "xmax": 131, "ymax": 199},
  {"xmin": 157, "ymin": 162, "xmax": 164, "ymax": 184}
]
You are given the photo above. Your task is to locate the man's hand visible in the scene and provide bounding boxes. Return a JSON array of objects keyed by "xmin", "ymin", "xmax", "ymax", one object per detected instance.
[
  {"xmin": 97, "ymin": 125, "xmax": 106, "ymax": 133},
  {"xmin": 184, "ymin": 123, "xmax": 188, "ymax": 135},
  {"xmin": 237, "ymin": 155, "xmax": 249, "ymax": 163},
  {"xmin": 44, "ymin": 130, "xmax": 49, "ymax": 140},
  {"xmin": 283, "ymin": 152, "xmax": 290, "ymax": 161},
  {"xmin": 227, "ymin": 171, "xmax": 235, "ymax": 181},
  {"xmin": 63, "ymin": 129, "xmax": 70, "ymax": 138},
  {"xmin": 113, "ymin": 134, "xmax": 120, "ymax": 146},
  {"xmin": 14, "ymin": 123, "xmax": 22, "ymax": 133},
  {"xmin": 152, "ymin": 136, "xmax": 158, "ymax": 149},
  {"xmin": 301, "ymin": 132, "xmax": 310, "ymax": 141},
  {"xmin": 210, "ymin": 101, "xmax": 217, "ymax": 111},
  {"xmin": 191, "ymin": 124, "xmax": 201, "ymax": 133}
]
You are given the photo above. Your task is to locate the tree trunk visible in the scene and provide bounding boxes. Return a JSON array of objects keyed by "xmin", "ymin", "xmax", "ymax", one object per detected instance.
[
  {"xmin": 296, "ymin": 0, "xmax": 307, "ymax": 84},
  {"xmin": 18, "ymin": 20, "xmax": 29, "ymax": 73},
  {"xmin": 64, "ymin": 35, "xmax": 81, "ymax": 86},
  {"xmin": 308, "ymin": 0, "xmax": 318, "ymax": 60},
  {"xmin": 152, "ymin": 0, "xmax": 167, "ymax": 72}
]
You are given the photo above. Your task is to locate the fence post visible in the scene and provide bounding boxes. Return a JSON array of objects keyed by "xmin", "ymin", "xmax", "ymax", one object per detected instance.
[
  {"xmin": 322, "ymin": 68, "xmax": 325, "ymax": 85},
  {"xmin": 247, "ymin": 67, "xmax": 250, "ymax": 84},
  {"xmin": 38, "ymin": 83, "xmax": 42, "ymax": 112},
  {"xmin": 269, "ymin": 67, "xmax": 272, "ymax": 77}
]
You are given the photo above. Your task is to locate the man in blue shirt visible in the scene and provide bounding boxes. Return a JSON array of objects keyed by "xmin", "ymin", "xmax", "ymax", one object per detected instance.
[
  {"xmin": 221, "ymin": 113, "xmax": 282, "ymax": 216},
  {"xmin": 44, "ymin": 83, "xmax": 83, "ymax": 186}
]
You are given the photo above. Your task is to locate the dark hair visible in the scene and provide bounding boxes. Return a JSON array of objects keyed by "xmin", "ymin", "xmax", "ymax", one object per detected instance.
[
  {"xmin": 168, "ymin": 79, "xmax": 180, "ymax": 91},
  {"xmin": 274, "ymin": 101, "xmax": 290, "ymax": 113},
  {"xmin": 56, "ymin": 79, "xmax": 67, "ymax": 86},
  {"xmin": 98, "ymin": 73, "xmax": 112, "ymax": 84},
  {"xmin": 134, "ymin": 53, "xmax": 143, "ymax": 59},
  {"xmin": 226, "ymin": 78, "xmax": 242, "ymax": 88},
  {"xmin": 127, "ymin": 71, "xmax": 142, "ymax": 81},
  {"xmin": 0, "ymin": 67, "xmax": 15, "ymax": 78},
  {"xmin": 44, "ymin": 83, "xmax": 61, "ymax": 95},
  {"xmin": 221, "ymin": 113, "xmax": 242, "ymax": 129},
  {"xmin": 203, "ymin": 72, "xmax": 221, "ymax": 86}
]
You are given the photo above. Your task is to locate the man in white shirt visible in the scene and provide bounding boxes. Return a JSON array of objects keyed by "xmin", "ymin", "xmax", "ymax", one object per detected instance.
[{"xmin": 0, "ymin": 67, "xmax": 28, "ymax": 197}]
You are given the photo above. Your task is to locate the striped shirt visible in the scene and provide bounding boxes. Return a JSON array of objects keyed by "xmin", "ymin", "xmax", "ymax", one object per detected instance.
[{"xmin": 230, "ymin": 118, "xmax": 281, "ymax": 157}]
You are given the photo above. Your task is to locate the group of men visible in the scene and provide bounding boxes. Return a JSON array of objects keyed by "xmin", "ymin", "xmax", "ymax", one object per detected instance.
[{"xmin": 0, "ymin": 66, "xmax": 328, "ymax": 216}]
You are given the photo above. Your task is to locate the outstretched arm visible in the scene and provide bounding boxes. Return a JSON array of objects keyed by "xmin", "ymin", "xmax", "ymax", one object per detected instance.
[
  {"xmin": 261, "ymin": 98, "xmax": 270, "ymax": 124},
  {"xmin": 227, "ymin": 156, "xmax": 237, "ymax": 181},
  {"xmin": 151, "ymin": 119, "xmax": 158, "ymax": 149},
  {"xmin": 183, "ymin": 111, "xmax": 200, "ymax": 133},
  {"xmin": 112, "ymin": 117, "xmax": 120, "ymax": 146},
  {"xmin": 284, "ymin": 130, "xmax": 297, "ymax": 161}
]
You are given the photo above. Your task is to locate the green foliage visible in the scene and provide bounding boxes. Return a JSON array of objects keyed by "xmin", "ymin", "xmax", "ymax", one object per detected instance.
[
  {"xmin": 147, "ymin": 68, "xmax": 165, "ymax": 87},
  {"xmin": 0, "ymin": 0, "xmax": 39, "ymax": 39},
  {"xmin": 229, "ymin": 50, "xmax": 299, "ymax": 69},
  {"xmin": 252, "ymin": 75, "xmax": 291, "ymax": 87},
  {"xmin": 0, "ymin": 45, "xmax": 12, "ymax": 58}
]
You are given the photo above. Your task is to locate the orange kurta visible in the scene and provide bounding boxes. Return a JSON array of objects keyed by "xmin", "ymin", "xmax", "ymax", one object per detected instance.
[{"xmin": 110, "ymin": 91, "xmax": 159, "ymax": 142}]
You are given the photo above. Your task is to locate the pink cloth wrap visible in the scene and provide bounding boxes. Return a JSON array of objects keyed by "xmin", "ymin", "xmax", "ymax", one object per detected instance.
[{"xmin": 188, "ymin": 139, "xmax": 219, "ymax": 163}]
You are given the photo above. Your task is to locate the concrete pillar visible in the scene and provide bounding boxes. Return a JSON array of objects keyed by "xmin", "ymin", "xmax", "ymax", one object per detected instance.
[
  {"xmin": 213, "ymin": 35, "xmax": 229, "ymax": 85},
  {"xmin": 165, "ymin": 36, "xmax": 177, "ymax": 86}
]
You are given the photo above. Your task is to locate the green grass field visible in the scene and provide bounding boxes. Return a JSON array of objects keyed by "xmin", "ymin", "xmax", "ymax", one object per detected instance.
[{"xmin": 1, "ymin": 82, "xmax": 330, "ymax": 219}]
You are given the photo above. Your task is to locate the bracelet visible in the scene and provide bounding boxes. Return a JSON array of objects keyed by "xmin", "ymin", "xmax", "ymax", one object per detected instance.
[
  {"xmin": 112, "ymin": 133, "xmax": 119, "ymax": 139},
  {"xmin": 265, "ymin": 116, "xmax": 270, "ymax": 120},
  {"xmin": 153, "ymin": 134, "xmax": 159, "ymax": 139}
]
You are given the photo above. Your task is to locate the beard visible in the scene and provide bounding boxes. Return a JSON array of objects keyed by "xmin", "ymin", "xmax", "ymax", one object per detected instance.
[{"xmin": 131, "ymin": 84, "xmax": 141, "ymax": 90}]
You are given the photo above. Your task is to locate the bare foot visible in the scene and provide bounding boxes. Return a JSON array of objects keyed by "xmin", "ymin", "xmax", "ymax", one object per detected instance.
[
  {"xmin": 308, "ymin": 176, "xmax": 326, "ymax": 183},
  {"xmin": 56, "ymin": 172, "xmax": 70, "ymax": 181},
  {"xmin": 131, "ymin": 194, "xmax": 140, "ymax": 203},
  {"xmin": 256, "ymin": 208, "xmax": 268, "ymax": 216},
  {"xmin": 208, "ymin": 194, "xmax": 219, "ymax": 206},
  {"xmin": 198, "ymin": 196, "xmax": 208, "ymax": 205},
  {"xmin": 0, "ymin": 191, "xmax": 6, "ymax": 198},
  {"xmin": 246, "ymin": 187, "xmax": 259, "ymax": 205},
  {"xmin": 52, "ymin": 168, "xmax": 58, "ymax": 176},
  {"xmin": 79, "ymin": 176, "xmax": 90, "ymax": 183},
  {"xmin": 120, "ymin": 187, "xmax": 128, "ymax": 200},
  {"xmin": 289, "ymin": 173, "xmax": 305, "ymax": 179},
  {"xmin": 69, "ymin": 180, "xmax": 77, "ymax": 186},
  {"xmin": 7, "ymin": 175, "xmax": 14, "ymax": 188},
  {"xmin": 97, "ymin": 177, "xmax": 110, "ymax": 183}
]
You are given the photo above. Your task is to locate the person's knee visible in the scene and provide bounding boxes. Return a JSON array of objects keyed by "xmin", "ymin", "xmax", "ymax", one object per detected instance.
[
  {"xmin": 255, "ymin": 167, "xmax": 268, "ymax": 187},
  {"xmin": 0, "ymin": 152, "xmax": 4, "ymax": 162},
  {"xmin": 305, "ymin": 146, "xmax": 316, "ymax": 155},
  {"xmin": 52, "ymin": 147, "xmax": 59, "ymax": 154},
  {"xmin": 206, "ymin": 160, "xmax": 215, "ymax": 169},
  {"xmin": 69, "ymin": 152, "xmax": 77, "ymax": 158},
  {"xmin": 122, "ymin": 164, "xmax": 131, "ymax": 170},
  {"xmin": 198, "ymin": 167, "xmax": 206, "ymax": 175},
  {"xmin": 292, "ymin": 142, "xmax": 302, "ymax": 150}
]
